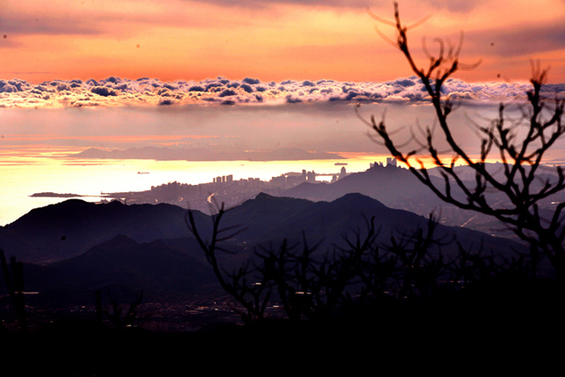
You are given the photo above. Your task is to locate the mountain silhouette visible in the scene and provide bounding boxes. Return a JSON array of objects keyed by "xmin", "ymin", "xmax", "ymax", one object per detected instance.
[
  {"xmin": 278, "ymin": 162, "xmax": 564, "ymax": 239},
  {"xmin": 0, "ymin": 191, "xmax": 541, "ymax": 315},
  {"xmin": 0, "ymin": 199, "xmax": 208, "ymax": 264},
  {"xmin": 0, "ymin": 234, "xmax": 217, "ymax": 306},
  {"xmin": 209, "ymin": 192, "xmax": 527, "ymax": 265},
  {"xmin": 0, "ymin": 192, "xmax": 528, "ymax": 267},
  {"xmin": 55, "ymin": 235, "xmax": 214, "ymax": 292},
  {"xmin": 280, "ymin": 163, "xmax": 448, "ymax": 215}
]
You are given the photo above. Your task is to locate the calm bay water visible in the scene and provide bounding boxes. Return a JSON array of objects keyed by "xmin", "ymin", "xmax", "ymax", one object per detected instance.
[
  {"xmin": 2, "ymin": 100, "xmax": 538, "ymax": 226},
  {"xmin": 0, "ymin": 149, "xmax": 386, "ymax": 226}
]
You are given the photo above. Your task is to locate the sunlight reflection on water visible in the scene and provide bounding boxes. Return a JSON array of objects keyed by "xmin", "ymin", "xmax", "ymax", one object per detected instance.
[{"xmin": 0, "ymin": 150, "xmax": 388, "ymax": 226}]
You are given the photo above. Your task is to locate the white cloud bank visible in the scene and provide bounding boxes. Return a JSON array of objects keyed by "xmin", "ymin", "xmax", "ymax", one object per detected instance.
[{"xmin": 1, "ymin": 76, "xmax": 563, "ymax": 108}]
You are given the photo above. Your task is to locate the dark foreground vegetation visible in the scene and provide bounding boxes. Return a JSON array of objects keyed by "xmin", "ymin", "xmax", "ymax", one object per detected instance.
[
  {"xmin": 1, "ymin": 207, "xmax": 563, "ymax": 375},
  {"xmin": 1, "ymin": 282, "xmax": 563, "ymax": 375},
  {"xmin": 1, "ymin": 274, "xmax": 563, "ymax": 376}
]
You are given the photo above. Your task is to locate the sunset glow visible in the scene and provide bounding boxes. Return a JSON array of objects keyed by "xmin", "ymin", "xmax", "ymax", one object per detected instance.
[{"xmin": 2, "ymin": 0, "xmax": 565, "ymax": 84}]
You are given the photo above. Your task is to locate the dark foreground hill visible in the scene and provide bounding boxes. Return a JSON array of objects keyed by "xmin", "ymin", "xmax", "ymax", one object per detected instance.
[
  {"xmin": 0, "ymin": 199, "xmax": 208, "ymax": 264},
  {"xmin": 0, "ymin": 192, "xmax": 563, "ymax": 374},
  {"xmin": 4, "ymin": 292, "xmax": 564, "ymax": 375},
  {"xmin": 0, "ymin": 192, "xmax": 528, "ymax": 265},
  {"xmin": 8, "ymin": 235, "xmax": 218, "ymax": 306},
  {"xmin": 0, "ymin": 192, "xmax": 538, "ymax": 313}
]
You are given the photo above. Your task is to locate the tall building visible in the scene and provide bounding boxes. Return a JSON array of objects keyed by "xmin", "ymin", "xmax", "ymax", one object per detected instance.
[
  {"xmin": 386, "ymin": 157, "xmax": 397, "ymax": 167},
  {"xmin": 307, "ymin": 170, "xmax": 316, "ymax": 182}
]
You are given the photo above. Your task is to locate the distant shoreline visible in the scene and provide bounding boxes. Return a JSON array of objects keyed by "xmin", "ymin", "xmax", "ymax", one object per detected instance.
[
  {"xmin": 69, "ymin": 147, "xmax": 345, "ymax": 162},
  {"xmin": 30, "ymin": 192, "xmax": 94, "ymax": 198}
]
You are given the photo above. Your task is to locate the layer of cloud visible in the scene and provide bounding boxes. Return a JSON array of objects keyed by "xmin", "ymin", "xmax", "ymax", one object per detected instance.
[
  {"xmin": 1, "ymin": 75, "xmax": 562, "ymax": 109},
  {"xmin": 189, "ymin": 0, "xmax": 481, "ymax": 12},
  {"xmin": 184, "ymin": 0, "xmax": 369, "ymax": 10},
  {"xmin": 0, "ymin": 15, "xmax": 104, "ymax": 36}
]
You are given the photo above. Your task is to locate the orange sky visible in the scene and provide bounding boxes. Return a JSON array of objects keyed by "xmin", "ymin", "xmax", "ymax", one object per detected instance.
[{"xmin": 1, "ymin": 0, "xmax": 565, "ymax": 84}]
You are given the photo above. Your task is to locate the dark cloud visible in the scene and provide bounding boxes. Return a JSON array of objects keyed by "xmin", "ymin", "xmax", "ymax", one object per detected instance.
[
  {"xmin": 187, "ymin": 0, "xmax": 371, "ymax": 9},
  {"xmin": 188, "ymin": 85, "xmax": 205, "ymax": 92},
  {"xmin": 0, "ymin": 79, "xmax": 32, "ymax": 93},
  {"xmin": 242, "ymin": 77, "xmax": 261, "ymax": 84},
  {"xmin": 427, "ymin": 0, "xmax": 484, "ymax": 13},
  {"xmin": 186, "ymin": 0, "xmax": 484, "ymax": 13},
  {"xmin": 91, "ymin": 86, "xmax": 119, "ymax": 97},
  {"xmin": 158, "ymin": 98, "xmax": 178, "ymax": 105},
  {"xmin": 470, "ymin": 22, "xmax": 565, "ymax": 58},
  {"xmin": 219, "ymin": 89, "xmax": 238, "ymax": 97},
  {"xmin": 0, "ymin": 15, "xmax": 104, "ymax": 36}
]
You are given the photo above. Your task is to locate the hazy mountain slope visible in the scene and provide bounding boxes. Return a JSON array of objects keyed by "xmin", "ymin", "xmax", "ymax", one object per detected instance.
[
  {"xmin": 0, "ymin": 199, "xmax": 208, "ymax": 264},
  {"xmin": 0, "ymin": 192, "xmax": 528, "ymax": 266},
  {"xmin": 279, "ymin": 163, "xmax": 565, "ymax": 239},
  {"xmin": 280, "ymin": 164, "xmax": 448, "ymax": 214},
  {"xmin": 215, "ymin": 192, "xmax": 526, "ymax": 261},
  {"xmin": 0, "ymin": 234, "xmax": 217, "ymax": 306},
  {"xmin": 0, "ymin": 192, "xmax": 539, "ymax": 310}
]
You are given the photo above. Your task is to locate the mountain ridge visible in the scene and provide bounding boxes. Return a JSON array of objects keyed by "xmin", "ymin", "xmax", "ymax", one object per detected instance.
[
  {"xmin": 0, "ymin": 234, "xmax": 218, "ymax": 306},
  {"xmin": 0, "ymin": 191, "xmax": 542, "ymax": 313},
  {"xmin": 0, "ymin": 199, "xmax": 200, "ymax": 264},
  {"xmin": 0, "ymin": 191, "xmax": 526, "ymax": 265}
]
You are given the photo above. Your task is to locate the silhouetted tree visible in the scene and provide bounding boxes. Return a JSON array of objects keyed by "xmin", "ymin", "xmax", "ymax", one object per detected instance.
[
  {"xmin": 0, "ymin": 249, "xmax": 27, "ymax": 333},
  {"xmin": 254, "ymin": 217, "xmax": 378, "ymax": 321},
  {"xmin": 186, "ymin": 203, "xmax": 476, "ymax": 323},
  {"xmin": 383, "ymin": 212, "xmax": 453, "ymax": 300},
  {"xmin": 359, "ymin": 2, "xmax": 565, "ymax": 279},
  {"xmin": 95, "ymin": 288, "xmax": 144, "ymax": 330},
  {"xmin": 186, "ymin": 203, "xmax": 270, "ymax": 324}
]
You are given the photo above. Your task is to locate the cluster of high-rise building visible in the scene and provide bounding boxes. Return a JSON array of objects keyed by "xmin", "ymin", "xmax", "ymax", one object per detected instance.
[
  {"xmin": 208, "ymin": 166, "xmax": 350, "ymax": 189},
  {"xmin": 105, "ymin": 164, "xmax": 357, "ymax": 211},
  {"xmin": 212, "ymin": 174, "xmax": 234, "ymax": 184},
  {"xmin": 370, "ymin": 157, "xmax": 397, "ymax": 168}
]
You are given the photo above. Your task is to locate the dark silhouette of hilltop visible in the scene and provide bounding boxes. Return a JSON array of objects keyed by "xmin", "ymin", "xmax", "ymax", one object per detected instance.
[
  {"xmin": 0, "ymin": 193, "xmax": 529, "ymax": 266},
  {"xmin": 0, "ymin": 191, "xmax": 542, "ymax": 327},
  {"xmin": 0, "ymin": 199, "xmax": 208, "ymax": 264},
  {"xmin": 192, "ymin": 192, "xmax": 529, "ymax": 270}
]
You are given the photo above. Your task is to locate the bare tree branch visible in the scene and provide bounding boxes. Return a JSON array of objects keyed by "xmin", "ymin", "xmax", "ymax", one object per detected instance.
[{"xmin": 363, "ymin": 2, "xmax": 565, "ymax": 278}]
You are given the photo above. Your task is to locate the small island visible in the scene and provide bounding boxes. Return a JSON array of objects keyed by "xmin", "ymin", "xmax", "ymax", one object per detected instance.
[{"xmin": 30, "ymin": 192, "xmax": 85, "ymax": 198}]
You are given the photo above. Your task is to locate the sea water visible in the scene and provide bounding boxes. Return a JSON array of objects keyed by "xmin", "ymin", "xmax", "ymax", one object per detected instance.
[{"xmin": 0, "ymin": 148, "xmax": 386, "ymax": 226}]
